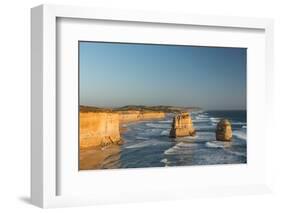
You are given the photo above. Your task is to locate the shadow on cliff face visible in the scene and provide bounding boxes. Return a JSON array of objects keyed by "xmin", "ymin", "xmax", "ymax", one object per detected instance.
[{"xmin": 79, "ymin": 145, "xmax": 121, "ymax": 170}]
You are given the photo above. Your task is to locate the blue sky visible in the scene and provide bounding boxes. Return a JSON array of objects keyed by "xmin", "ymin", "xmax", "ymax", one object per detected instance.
[{"xmin": 79, "ymin": 41, "xmax": 246, "ymax": 110}]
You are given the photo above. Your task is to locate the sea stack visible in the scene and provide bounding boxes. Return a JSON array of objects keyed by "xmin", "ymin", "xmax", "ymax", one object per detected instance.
[
  {"xmin": 216, "ymin": 119, "xmax": 232, "ymax": 141},
  {"xmin": 170, "ymin": 112, "xmax": 196, "ymax": 138}
]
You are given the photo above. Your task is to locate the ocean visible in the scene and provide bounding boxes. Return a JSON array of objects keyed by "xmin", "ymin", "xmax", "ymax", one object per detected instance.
[{"xmin": 98, "ymin": 110, "xmax": 247, "ymax": 169}]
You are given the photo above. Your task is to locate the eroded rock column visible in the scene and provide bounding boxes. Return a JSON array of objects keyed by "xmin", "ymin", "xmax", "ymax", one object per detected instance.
[
  {"xmin": 170, "ymin": 112, "xmax": 196, "ymax": 138},
  {"xmin": 216, "ymin": 119, "xmax": 232, "ymax": 141}
]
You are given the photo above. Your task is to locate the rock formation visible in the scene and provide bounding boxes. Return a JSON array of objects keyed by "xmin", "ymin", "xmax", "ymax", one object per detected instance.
[
  {"xmin": 80, "ymin": 112, "xmax": 122, "ymax": 148},
  {"xmin": 216, "ymin": 119, "xmax": 232, "ymax": 141},
  {"xmin": 170, "ymin": 112, "xmax": 196, "ymax": 138},
  {"xmin": 80, "ymin": 110, "xmax": 166, "ymax": 148},
  {"xmin": 118, "ymin": 111, "xmax": 165, "ymax": 123}
]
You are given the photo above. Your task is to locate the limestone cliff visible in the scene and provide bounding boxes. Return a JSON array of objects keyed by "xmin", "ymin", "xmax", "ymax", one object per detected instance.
[
  {"xmin": 216, "ymin": 119, "xmax": 232, "ymax": 141},
  {"xmin": 170, "ymin": 112, "xmax": 196, "ymax": 137},
  {"xmin": 80, "ymin": 112, "xmax": 121, "ymax": 148},
  {"xmin": 80, "ymin": 110, "xmax": 165, "ymax": 148},
  {"xmin": 118, "ymin": 111, "xmax": 165, "ymax": 123}
]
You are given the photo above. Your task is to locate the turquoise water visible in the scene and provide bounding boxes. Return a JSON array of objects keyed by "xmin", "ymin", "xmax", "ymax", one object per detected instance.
[{"xmin": 102, "ymin": 110, "xmax": 247, "ymax": 169}]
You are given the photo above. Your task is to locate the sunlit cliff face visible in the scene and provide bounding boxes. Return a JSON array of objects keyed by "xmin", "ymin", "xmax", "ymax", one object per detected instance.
[
  {"xmin": 80, "ymin": 112, "xmax": 121, "ymax": 149},
  {"xmin": 80, "ymin": 111, "xmax": 166, "ymax": 148}
]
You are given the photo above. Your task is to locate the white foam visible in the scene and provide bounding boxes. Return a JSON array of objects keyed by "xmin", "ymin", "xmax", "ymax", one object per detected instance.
[
  {"xmin": 233, "ymin": 130, "xmax": 247, "ymax": 140},
  {"xmin": 136, "ymin": 136, "xmax": 149, "ymax": 140},
  {"xmin": 160, "ymin": 158, "xmax": 168, "ymax": 164},
  {"xmin": 172, "ymin": 132, "xmax": 215, "ymax": 142},
  {"xmin": 158, "ymin": 120, "xmax": 172, "ymax": 124},
  {"xmin": 125, "ymin": 139, "xmax": 167, "ymax": 149},
  {"xmin": 210, "ymin": 117, "xmax": 220, "ymax": 122},
  {"xmin": 198, "ymin": 114, "xmax": 208, "ymax": 118},
  {"xmin": 206, "ymin": 141, "xmax": 225, "ymax": 148},
  {"xmin": 164, "ymin": 142, "xmax": 197, "ymax": 155},
  {"xmin": 192, "ymin": 111, "xmax": 204, "ymax": 115},
  {"xmin": 177, "ymin": 142, "xmax": 198, "ymax": 148},
  {"xmin": 160, "ymin": 130, "xmax": 169, "ymax": 136},
  {"xmin": 232, "ymin": 122, "xmax": 246, "ymax": 125},
  {"xmin": 195, "ymin": 116, "xmax": 209, "ymax": 120},
  {"xmin": 145, "ymin": 123, "xmax": 170, "ymax": 129}
]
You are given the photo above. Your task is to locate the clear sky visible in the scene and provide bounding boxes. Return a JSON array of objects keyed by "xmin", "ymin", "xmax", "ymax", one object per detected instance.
[{"xmin": 79, "ymin": 41, "xmax": 246, "ymax": 110}]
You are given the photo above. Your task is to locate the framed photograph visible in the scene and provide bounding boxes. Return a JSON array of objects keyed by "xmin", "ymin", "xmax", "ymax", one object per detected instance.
[{"xmin": 31, "ymin": 4, "xmax": 274, "ymax": 208}]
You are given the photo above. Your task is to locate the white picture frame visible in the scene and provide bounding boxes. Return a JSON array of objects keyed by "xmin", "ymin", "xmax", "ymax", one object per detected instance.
[{"xmin": 31, "ymin": 4, "xmax": 274, "ymax": 208}]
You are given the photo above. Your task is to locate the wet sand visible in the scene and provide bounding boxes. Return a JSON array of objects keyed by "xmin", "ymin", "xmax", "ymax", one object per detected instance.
[{"xmin": 79, "ymin": 145, "xmax": 121, "ymax": 170}]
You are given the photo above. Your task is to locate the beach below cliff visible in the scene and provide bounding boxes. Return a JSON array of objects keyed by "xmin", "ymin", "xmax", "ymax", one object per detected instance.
[{"xmin": 79, "ymin": 105, "xmax": 169, "ymax": 169}]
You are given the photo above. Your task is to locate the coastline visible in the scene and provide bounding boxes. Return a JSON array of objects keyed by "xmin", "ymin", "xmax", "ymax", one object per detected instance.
[
  {"xmin": 79, "ymin": 105, "xmax": 202, "ymax": 149},
  {"xmin": 79, "ymin": 109, "xmax": 246, "ymax": 170},
  {"xmin": 79, "ymin": 112, "xmax": 166, "ymax": 170}
]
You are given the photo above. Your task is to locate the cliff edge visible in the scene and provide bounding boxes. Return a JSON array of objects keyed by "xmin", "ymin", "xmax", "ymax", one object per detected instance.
[{"xmin": 80, "ymin": 112, "xmax": 122, "ymax": 148}]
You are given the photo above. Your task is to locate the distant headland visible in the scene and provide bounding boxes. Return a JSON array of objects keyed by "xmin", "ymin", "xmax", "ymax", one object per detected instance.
[{"xmin": 80, "ymin": 105, "xmax": 202, "ymax": 113}]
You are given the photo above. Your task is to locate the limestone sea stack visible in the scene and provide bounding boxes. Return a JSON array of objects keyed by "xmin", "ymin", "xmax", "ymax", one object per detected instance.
[
  {"xmin": 216, "ymin": 119, "xmax": 232, "ymax": 141},
  {"xmin": 170, "ymin": 112, "xmax": 196, "ymax": 138}
]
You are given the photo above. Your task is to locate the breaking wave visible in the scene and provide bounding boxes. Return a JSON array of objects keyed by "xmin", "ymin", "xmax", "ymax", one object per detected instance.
[
  {"xmin": 160, "ymin": 130, "xmax": 169, "ymax": 136},
  {"xmin": 164, "ymin": 142, "xmax": 198, "ymax": 155},
  {"xmin": 145, "ymin": 123, "xmax": 170, "ymax": 129},
  {"xmin": 232, "ymin": 122, "xmax": 247, "ymax": 125},
  {"xmin": 126, "ymin": 139, "xmax": 168, "ymax": 149},
  {"xmin": 233, "ymin": 130, "xmax": 247, "ymax": 140},
  {"xmin": 158, "ymin": 120, "xmax": 172, "ymax": 124},
  {"xmin": 206, "ymin": 141, "xmax": 225, "ymax": 148}
]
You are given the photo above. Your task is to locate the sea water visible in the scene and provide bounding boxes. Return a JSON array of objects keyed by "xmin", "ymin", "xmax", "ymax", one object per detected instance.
[{"xmin": 100, "ymin": 110, "xmax": 247, "ymax": 169}]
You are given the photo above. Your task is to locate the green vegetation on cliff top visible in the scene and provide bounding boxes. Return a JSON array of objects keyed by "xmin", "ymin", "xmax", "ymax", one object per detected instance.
[{"xmin": 80, "ymin": 105, "xmax": 201, "ymax": 113}]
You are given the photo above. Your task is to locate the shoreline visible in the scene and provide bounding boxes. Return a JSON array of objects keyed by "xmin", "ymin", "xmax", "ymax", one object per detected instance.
[
  {"xmin": 79, "ymin": 105, "xmax": 201, "ymax": 169},
  {"xmin": 79, "ymin": 107, "xmax": 203, "ymax": 149},
  {"xmin": 80, "ymin": 110, "xmax": 247, "ymax": 170},
  {"xmin": 79, "ymin": 115, "xmax": 168, "ymax": 170},
  {"xmin": 80, "ymin": 114, "xmax": 167, "ymax": 149}
]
